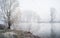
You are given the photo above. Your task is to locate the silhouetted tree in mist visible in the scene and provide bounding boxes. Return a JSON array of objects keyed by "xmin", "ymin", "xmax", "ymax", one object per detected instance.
[{"xmin": 50, "ymin": 8, "xmax": 56, "ymax": 38}]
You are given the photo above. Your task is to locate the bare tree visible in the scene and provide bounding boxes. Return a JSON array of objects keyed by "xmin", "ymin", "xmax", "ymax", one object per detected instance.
[
  {"xmin": 0, "ymin": 0, "xmax": 19, "ymax": 29},
  {"xmin": 50, "ymin": 8, "xmax": 56, "ymax": 38}
]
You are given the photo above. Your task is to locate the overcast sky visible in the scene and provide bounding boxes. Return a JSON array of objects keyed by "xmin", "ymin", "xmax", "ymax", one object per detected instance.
[{"xmin": 18, "ymin": 0, "xmax": 60, "ymax": 21}]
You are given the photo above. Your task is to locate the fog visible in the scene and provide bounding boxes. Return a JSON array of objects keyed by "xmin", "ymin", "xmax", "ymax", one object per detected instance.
[
  {"xmin": 14, "ymin": 0, "xmax": 60, "ymax": 38},
  {"xmin": 19, "ymin": 0, "xmax": 60, "ymax": 21}
]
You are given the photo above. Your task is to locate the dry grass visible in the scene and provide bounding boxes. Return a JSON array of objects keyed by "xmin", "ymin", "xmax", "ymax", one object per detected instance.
[{"xmin": 0, "ymin": 29, "xmax": 40, "ymax": 38}]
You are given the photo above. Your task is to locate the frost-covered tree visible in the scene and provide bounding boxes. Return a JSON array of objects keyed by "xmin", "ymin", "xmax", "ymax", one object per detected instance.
[{"xmin": 0, "ymin": 0, "xmax": 19, "ymax": 29}]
